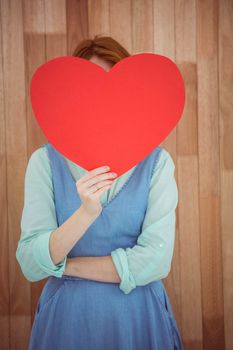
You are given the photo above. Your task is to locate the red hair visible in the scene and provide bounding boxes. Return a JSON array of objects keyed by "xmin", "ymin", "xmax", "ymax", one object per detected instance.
[{"xmin": 72, "ymin": 34, "xmax": 131, "ymax": 64}]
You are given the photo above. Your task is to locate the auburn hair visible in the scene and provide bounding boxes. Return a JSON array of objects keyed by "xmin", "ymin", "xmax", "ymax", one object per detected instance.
[{"xmin": 72, "ymin": 34, "xmax": 131, "ymax": 64}]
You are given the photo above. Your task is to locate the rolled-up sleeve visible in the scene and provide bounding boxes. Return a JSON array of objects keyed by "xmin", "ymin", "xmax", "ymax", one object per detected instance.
[
  {"xmin": 16, "ymin": 147, "xmax": 67, "ymax": 282},
  {"xmin": 111, "ymin": 148, "xmax": 178, "ymax": 294}
]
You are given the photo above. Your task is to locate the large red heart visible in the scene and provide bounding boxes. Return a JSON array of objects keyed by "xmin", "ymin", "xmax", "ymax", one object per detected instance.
[{"xmin": 30, "ymin": 53, "xmax": 185, "ymax": 176}]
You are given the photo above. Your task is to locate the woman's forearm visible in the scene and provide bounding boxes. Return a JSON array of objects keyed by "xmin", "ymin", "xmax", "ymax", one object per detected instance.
[
  {"xmin": 64, "ymin": 256, "xmax": 121, "ymax": 283},
  {"xmin": 49, "ymin": 205, "xmax": 99, "ymax": 265}
]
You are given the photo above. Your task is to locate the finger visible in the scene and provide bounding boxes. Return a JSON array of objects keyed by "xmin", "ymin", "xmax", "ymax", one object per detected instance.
[
  {"xmin": 92, "ymin": 184, "xmax": 112, "ymax": 198},
  {"xmin": 83, "ymin": 172, "xmax": 116, "ymax": 189},
  {"xmin": 86, "ymin": 180, "xmax": 113, "ymax": 195},
  {"xmin": 77, "ymin": 165, "xmax": 110, "ymax": 185}
]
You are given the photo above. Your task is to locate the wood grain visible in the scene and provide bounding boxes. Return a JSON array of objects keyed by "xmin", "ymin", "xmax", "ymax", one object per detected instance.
[{"xmin": 0, "ymin": 0, "xmax": 231, "ymax": 349}]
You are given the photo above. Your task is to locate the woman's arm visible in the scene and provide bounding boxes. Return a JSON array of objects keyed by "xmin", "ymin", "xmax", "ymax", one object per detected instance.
[
  {"xmin": 64, "ymin": 256, "xmax": 121, "ymax": 283},
  {"xmin": 112, "ymin": 149, "xmax": 178, "ymax": 293},
  {"xmin": 16, "ymin": 148, "xmax": 98, "ymax": 282},
  {"xmin": 49, "ymin": 205, "xmax": 98, "ymax": 265}
]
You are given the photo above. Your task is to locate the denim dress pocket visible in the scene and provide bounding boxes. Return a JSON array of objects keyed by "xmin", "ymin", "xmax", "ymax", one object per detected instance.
[
  {"xmin": 36, "ymin": 277, "xmax": 65, "ymax": 316},
  {"xmin": 148, "ymin": 281, "xmax": 175, "ymax": 343}
]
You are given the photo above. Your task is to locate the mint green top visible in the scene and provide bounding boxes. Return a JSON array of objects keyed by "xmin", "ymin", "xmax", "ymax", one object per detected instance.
[{"xmin": 16, "ymin": 145, "xmax": 178, "ymax": 294}]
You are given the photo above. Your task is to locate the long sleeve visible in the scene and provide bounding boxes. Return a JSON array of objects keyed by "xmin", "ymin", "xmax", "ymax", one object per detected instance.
[
  {"xmin": 111, "ymin": 148, "xmax": 178, "ymax": 294},
  {"xmin": 16, "ymin": 149, "xmax": 67, "ymax": 282}
]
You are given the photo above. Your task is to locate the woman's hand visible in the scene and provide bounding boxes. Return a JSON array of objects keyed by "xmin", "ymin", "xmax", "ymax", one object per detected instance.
[{"xmin": 76, "ymin": 165, "xmax": 118, "ymax": 218}]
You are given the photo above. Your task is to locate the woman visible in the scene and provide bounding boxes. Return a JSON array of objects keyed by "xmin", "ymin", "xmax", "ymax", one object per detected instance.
[{"xmin": 16, "ymin": 34, "xmax": 184, "ymax": 350}]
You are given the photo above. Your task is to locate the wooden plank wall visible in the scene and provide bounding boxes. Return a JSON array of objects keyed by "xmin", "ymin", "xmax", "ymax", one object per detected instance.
[{"xmin": 0, "ymin": 0, "xmax": 232, "ymax": 349}]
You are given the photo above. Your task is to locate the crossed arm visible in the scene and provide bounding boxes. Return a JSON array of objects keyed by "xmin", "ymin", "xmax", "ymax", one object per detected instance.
[{"xmin": 64, "ymin": 256, "xmax": 121, "ymax": 283}]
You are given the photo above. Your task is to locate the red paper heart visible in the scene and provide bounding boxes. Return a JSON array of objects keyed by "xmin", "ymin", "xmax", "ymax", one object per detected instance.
[{"xmin": 30, "ymin": 53, "xmax": 185, "ymax": 176}]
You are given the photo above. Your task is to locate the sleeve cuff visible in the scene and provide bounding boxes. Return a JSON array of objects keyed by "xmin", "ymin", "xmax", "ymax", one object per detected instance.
[
  {"xmin": 111, "ymin": 248, "xmax": 137, "ymax": 294},
  {"xmin": 32, "ymin": 230, "xmax": 67, "ymax": 278}
]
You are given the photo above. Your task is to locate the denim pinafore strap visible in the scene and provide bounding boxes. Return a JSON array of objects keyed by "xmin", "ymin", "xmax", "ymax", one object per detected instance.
[{"xmin": 28, "ymin": 142, "xmax": 184, "ymax": 350}]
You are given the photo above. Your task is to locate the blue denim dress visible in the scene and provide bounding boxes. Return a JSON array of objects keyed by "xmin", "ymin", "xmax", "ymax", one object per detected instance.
[{"xmin": 28, "ymin": 143, "xmax": 184, "ymax": 350}]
